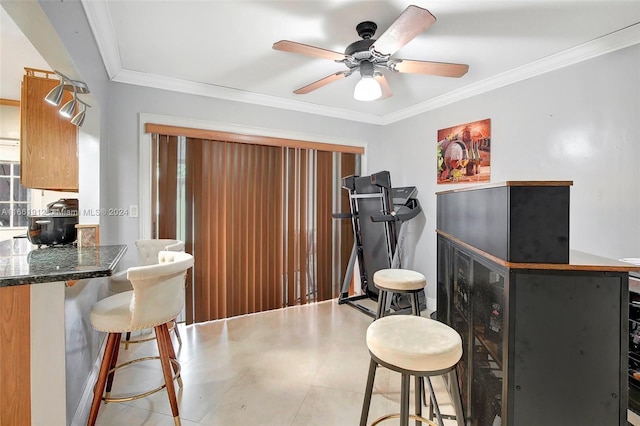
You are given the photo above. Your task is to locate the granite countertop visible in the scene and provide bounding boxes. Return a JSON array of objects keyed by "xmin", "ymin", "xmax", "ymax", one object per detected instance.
[{"xmin": 0, "ymin": 238, "xmax": 127, "ymax": 287}]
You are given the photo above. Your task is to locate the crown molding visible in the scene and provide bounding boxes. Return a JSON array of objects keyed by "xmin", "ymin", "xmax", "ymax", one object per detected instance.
[
  {"xmin": 383, "ymin": 23, "xmax": 640, "ymax": 125},
  {"xmin": 113, "ymin": 69, "xmax": 384, "ymax": 125},
  {"xmin": 83, "ymin": 0, "xmax": 639, "ymax": 126},
  {"xmin": 81, "ymin": 0, "xmax": 121, "ymax": 79}
]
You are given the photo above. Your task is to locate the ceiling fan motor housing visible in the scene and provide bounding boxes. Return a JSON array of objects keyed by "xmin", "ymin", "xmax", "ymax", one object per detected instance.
[
  {"xmin": 356, "ymin": 21, "xmax": 377, "ymax": 39},
  {"xmin": 345, "ymin": 21, "xmax": 377, "ymax": 56},
  {"xmin": 345, "ymin": 39, "xmax": 375, "ymax": 56}
]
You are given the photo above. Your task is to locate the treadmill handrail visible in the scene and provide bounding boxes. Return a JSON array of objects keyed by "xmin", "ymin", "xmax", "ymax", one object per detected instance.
[
  {"xmin": 350, "ymin": 193, "xmax": 384, "ymax": 200},
  {"xmin": 332, "ymin": 213, "xmax": 353, "ymax": 219},
  {"xmin": 370, "ymin": 199, "xmax": 421, "ymax": 223}
]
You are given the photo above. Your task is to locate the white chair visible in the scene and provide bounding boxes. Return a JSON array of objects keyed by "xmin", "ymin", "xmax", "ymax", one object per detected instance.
[
  {"xmin": 109, "ymin": 239, "xmax": 185, "ymax": 294},
  {"xmin": 88, "ymin": 251, "xmax": 194, "ymax": 426},
  {"xmin": 109, "ymin": 239, "xmax": 185, "ymax": 347}
]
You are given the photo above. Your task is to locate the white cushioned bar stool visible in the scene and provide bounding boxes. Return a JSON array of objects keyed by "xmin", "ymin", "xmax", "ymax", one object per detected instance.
[
  {"xmin": 109, "ymin": 239, "xmax": 185, "ymax": 348},
  {"xmin": 360, "ymin": 315, "xmax": 465, "ymax": 426},
  {"xmin": 373, "ymin": 268, "xmax": 426, "ymax": 319},
  {"xmin": 88, "ymin": 251, "xmax": 194, "ymax": 426},
  {"xmin": 373, "ymin": 268, "xmax": 450, "ymax": 423}
]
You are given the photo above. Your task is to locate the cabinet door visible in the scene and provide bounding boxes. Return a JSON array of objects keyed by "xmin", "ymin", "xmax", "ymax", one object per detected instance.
[
  {"xmin": 20, "ymin": 71, "xmax": 78, "ymax": 191},
  {"xmin": 451, "ymin": 248, "xmax": 472, "ymax": 420},
  {"xmin": 470, "ymin": 257, "xmax": 506, "ymax": 426},
  {"xmin": 628, "ymin": 277, "xmax": 640, "ymax": 414},
  {"xmin": 511, "ymin": 271, "xmax": 624, "ymax": 426}
]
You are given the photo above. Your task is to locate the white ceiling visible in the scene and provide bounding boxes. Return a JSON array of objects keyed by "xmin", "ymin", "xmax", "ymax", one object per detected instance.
[
  {"xmin": 3, "ymin": 1, "xmax": 640, "ymax": 125},
  {"xmin": 0, "ymin": 7, "xmax": 49, "ymax": 100}
]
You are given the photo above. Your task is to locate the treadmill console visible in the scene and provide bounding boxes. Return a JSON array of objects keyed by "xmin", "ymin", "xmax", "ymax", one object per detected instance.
[{"xmin": 391, "ymin": 186, "xmax": 417, "ymax": 206}]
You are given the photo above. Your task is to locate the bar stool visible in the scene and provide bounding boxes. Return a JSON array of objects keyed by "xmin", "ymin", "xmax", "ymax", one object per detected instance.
[
  {"xmin": 373, "ymin": 268, "xmax": 448, "ymax": 423},
  {"xmin": 373, "ymin": 268, "xmax": 426, "ymax": 319},
  {"xmin": 87, "ymin": 251, "xmax": 194, "ymax": 426},
  {"xmin": 109, "ymin": 239, "xmax": 185, "ymax": 348},
  {"xmin": 360, "ymin": 315, "xmax": 465, "ymax": 426}
]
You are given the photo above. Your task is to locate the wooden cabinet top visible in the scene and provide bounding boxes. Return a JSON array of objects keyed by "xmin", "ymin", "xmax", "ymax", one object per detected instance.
[{"xmin": 435, "ymin": 180, "xmax": 573, "ymax": 195}]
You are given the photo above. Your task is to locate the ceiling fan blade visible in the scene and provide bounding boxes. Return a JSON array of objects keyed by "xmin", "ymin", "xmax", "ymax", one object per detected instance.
[
  {"xmin": 375, "ymin": 74, "xmax": 393, "ymax": 99},
  {"xmin": 273, "ymin": 40, "xmax": 346, "ymax": 61},
  {"xmin": 293, "ymin": 71, "xmax": 349, "ymax": 94},
  {"xmin": 370, "ymin": 5, "xmax": 436, "ymax": 56},
  {"xmin": 395, "ymin": 60, "xmax": 469, "ymax": 78}
]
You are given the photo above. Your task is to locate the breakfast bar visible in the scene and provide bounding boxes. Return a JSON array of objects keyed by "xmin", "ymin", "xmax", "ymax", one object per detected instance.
[{"xmin": 0, "ymin": 239, "xmax": 126, "ymax": 426}]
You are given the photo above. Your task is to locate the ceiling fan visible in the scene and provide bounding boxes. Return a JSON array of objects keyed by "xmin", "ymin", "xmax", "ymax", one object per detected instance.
[{"xmin": 273, "ymin": 5, "xmax": 469, "ymax": 101}]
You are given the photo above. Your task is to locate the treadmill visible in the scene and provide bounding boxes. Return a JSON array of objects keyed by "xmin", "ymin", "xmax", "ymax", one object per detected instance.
[{"xmin": 333, "ymin": 170, "xmax": 423, "ymax": 317}]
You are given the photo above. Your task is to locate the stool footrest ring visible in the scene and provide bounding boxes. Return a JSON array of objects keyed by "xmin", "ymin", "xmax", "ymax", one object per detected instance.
[
  {"xmin": 102, "ymin": 356, "xmax": 181, "ymax": 403},
  {"xmin": 121, "ymin": 322, "xmax": 178, "ymax": 347},
  {"xmin": 371, "ymin": 413, "xmax": 438, "ymax": 426}
]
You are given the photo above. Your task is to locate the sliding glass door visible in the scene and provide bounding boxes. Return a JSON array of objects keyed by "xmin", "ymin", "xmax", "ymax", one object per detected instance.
[{"xmin": 151, "ymin": 132, "xmax": 359, "ymax": 324}]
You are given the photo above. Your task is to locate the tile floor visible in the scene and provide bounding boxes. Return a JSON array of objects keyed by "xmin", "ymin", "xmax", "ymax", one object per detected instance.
[
  {"xmin": 94, "ymin": 299, "xmax": 459, "ymax": 425},
  {"xmin": 94, "ymin": 299, "xmax": 640, "ymax": 426}
]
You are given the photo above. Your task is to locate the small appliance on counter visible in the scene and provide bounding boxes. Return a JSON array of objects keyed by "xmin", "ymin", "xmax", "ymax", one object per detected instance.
[{"xmin": 27, "ymin": 198, "xmax": 79, "ymax": 247}]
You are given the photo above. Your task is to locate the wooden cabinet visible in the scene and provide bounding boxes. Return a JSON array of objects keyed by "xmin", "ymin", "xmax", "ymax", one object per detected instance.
[
  {"xmin": 436, "ymin": 181, "xmax": 637, "ymax": 426},
  {"xmin": 20, "ymin": 68, "xmax": 78, "ymax": 191}
]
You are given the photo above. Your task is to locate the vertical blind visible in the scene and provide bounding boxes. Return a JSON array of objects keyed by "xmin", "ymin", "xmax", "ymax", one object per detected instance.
[{"xmin": 151, "ymin": 129, "xmax": 360, "ymax": 323}]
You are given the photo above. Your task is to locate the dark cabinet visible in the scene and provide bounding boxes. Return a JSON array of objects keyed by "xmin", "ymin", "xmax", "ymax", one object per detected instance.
[
  {"xmin": 437, "ymin": 181, "xmax": 637, "ymax": 426},
  {"xmin": 629, "ymin": 274, "xmax": 640, "ymax": 414}
]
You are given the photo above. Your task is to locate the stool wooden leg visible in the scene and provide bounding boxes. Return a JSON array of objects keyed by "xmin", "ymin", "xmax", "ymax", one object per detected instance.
[
  {"xmin": 172, "ymin": 318, "xmax": 182, "ymax": 347},
  {"xmin": 156, "ymin": 323, "xmax": 181, "ymax": 425},
  {"xmin": 360, "ymin": 358, "xmax": 378, "ymax": 426},
  {"xmin": 400, "ymin": 374, "xmax": 410, "ymax": 426},
  {"xmin": 165, "ymin": 323, "xmax": 183, "ymax": 388},
  {"xmin": 124, "ymin": 331, "xmax": 131, "ymax": 350},
  {"xmin": 105, "ymin": 332, "xmax": 122, "ymax": 399},
  {"xmin": 88, "ymin": 333, "xmax": 118, "ymax": 426}
]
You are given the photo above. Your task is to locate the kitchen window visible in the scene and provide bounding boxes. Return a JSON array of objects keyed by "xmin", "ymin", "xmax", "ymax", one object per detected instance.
[{"xmin": 0, "ymin": 162, "xmax": 31, "ymax": 228}]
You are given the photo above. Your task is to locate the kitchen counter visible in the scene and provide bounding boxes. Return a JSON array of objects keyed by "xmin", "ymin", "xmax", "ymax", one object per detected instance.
[
  {"xmin": 0, "ymin": 238, "xmax": 126, "ymax": 287},
  {"xmin": 0, "ymin": 239, "xmax": 127, "ymax": 425}
]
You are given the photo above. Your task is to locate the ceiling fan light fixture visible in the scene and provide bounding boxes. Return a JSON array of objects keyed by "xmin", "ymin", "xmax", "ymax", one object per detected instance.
[
  {"xmin": 354, "ymin": 75, "xmax": 382, "ymax": 101},
  {"xmin": 354, "ymin": 61, "xmax": 381, "ymax": 101}
]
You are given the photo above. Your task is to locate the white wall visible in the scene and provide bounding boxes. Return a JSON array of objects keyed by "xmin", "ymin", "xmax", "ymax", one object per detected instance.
[{"xmin": 368, "ymin": 45, "xmax": 640, "ymax": 307}]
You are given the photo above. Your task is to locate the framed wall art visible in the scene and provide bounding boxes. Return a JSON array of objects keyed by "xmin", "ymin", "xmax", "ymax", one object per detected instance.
[{"xmin": 437, "ymin": 118, "xmax": 491, "ymax": 184}]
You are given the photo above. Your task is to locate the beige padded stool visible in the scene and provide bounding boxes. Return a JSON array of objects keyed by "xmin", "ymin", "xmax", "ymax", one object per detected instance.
[
  {"xmin": 374, "ymin": 268, "xmax": 444, "ymax": 422},
  {"xmin": 360, "ymin": 315, "xmax": 465, "ymax": 426},
  {"xmin": 88, "ymin": 251, "xmax": 194, "ymax": 426},
  {"xmin": 109, "ymin": 239, "xmax": 185, "ymax": 348},
  {"xmin": 373, "ymin": 269, "xmax": 426, "ymax": 319}
]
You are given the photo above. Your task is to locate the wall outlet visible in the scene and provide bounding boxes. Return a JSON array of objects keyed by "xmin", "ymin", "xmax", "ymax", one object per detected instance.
[{"xmin": 129, "ymin": 205, "xmax": 139, "ymax": 218}]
